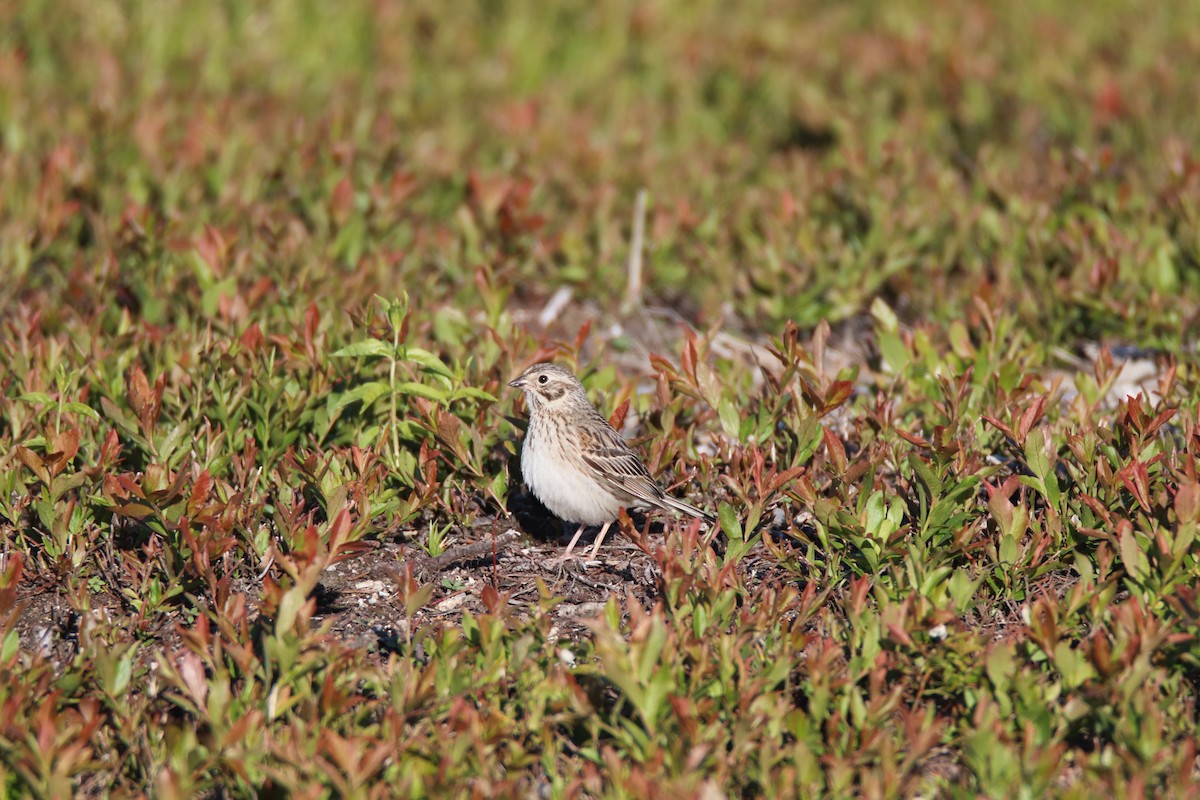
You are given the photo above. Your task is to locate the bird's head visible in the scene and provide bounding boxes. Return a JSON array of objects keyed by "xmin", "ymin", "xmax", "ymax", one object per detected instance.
[{"xmin": 508, "ymin": 362, "xmax": 586, "ymax": 411}]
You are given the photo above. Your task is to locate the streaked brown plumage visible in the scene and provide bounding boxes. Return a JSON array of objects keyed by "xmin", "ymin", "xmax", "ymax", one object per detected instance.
[{"xmin": 508, "ymin": 362, "xmax": 713, "ymax": 559}]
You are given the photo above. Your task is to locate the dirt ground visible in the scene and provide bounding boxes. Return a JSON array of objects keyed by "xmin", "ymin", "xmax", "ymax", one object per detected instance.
[{"xmin": 308, "ymin": 490, "xmax": 812, "ymax": 654}]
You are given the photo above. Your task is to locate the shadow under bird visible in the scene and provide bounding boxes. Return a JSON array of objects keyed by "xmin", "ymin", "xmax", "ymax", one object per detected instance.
[{"xmin": 508, "ymin": 362, "xmax": 714, "ymax": 559}]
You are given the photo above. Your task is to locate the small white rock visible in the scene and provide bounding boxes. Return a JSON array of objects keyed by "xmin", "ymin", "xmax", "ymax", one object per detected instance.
[
  {"xmin": 556, "ymin": 602, "xmax": 607, "ymax": 618},
  {"xmin": 435, "ymin": 593, "xmax": 467, "ymax": 612}
]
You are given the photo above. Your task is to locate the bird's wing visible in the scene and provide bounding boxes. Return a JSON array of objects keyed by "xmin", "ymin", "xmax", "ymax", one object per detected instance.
[{"xmin": 579, "ymin": 420, "xmax": 668, "ymax": 507}]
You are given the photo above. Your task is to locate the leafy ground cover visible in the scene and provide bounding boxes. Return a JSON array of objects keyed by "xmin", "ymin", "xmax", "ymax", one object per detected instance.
[{"xmin": 2, "ymin": 0, "xmax": 1200, "ymax": 795}]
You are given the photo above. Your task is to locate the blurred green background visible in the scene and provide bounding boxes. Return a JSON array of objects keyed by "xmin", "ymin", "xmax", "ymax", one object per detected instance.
[{"xmin": 4, "ymin": 0, "xmax": 1199, "ymax": 343}]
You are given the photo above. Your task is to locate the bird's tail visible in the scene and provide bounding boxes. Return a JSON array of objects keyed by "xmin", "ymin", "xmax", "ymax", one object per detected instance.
[
  {"xmin": 662, "ymin": 494, "xmax": 724, "ymax": 556},
  {"xmin": 662, "ymin": 494, "xmax": 716, "ymax": 524}
]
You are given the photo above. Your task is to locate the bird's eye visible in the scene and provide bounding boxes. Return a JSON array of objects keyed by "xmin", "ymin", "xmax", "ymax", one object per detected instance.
[{"xmin": 537, "ymin": 375, "xmax": 548, "ymax": 384}]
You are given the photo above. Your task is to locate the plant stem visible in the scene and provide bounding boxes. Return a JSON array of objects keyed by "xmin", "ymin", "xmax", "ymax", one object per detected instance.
[{"xmin": 390, "ymin": 320, "xmax": 400, "ymax": 469}]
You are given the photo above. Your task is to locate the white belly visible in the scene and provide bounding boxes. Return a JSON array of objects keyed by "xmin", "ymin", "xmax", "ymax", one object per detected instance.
[{"xmin": 522, "ymin": 441, "xmax": 624, "ymax": 526}]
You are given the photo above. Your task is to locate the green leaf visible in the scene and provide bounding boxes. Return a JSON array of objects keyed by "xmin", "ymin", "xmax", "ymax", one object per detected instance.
[
  {"xmin": 872, "ymin": 299, "xmax": 910, "ymax": 373},
  {"xmin": 910, "ymin": 455, "xmax": 942, "ymax": 496},
  {"xmin": 718, "ymin": 502, "xmax": 742, "ymax": 540},
  {"xmin": 793, "ymin": 414, "xmax": 823, "ymax": 463},
  {"xmin": 999, "ymin": 532, "xmax": 1019, "ymax": 564},
  {"xmin": 864, "ymin": 491, "xmax": 885, "ymax": 535},
  {"xmin": 919, "ymin": 565, "xmax": 953, "ymax": 597},
  {"xmin": 870, "ymin": 297, "xmax": 899, "ymax": 332},
  {"xmin": 201, "ymin": 276, "xmax": 237, "ymax": 316},
  {"xmin": 718, "ymin": 397, "xmax": 741, "ymax": 439},
  {"xmin": 490, "ymin": 470, "xmax": 507, "ymax": 504},
  {"xmin": 1119, "ymin": 528, "xmax": 1150, "ymax": 583},
  {"xmin": 405, "ymin": 348, "xmax": 454, "ymax": 379},
  {"xmin": 1, "ymin": 628, "xmax": 18, "ymax": 662},
  {"xmin": 276, "ymin": 587, "xmax": 307, "ymax": 636},
  {"xmin": 331, "ymin": 339, "xmax": 394, "ymax": 358},
  {"xmin": 113, "ymin": 647, "xmax": 135, "ymax": 695},
  {"xmin": 986, "ymin": 643, "xmax": 1016, "ymax": 691},
  {"xmin": 452, "ymin": 387, "xmax": 499, "ymax": 403},
  {"xmin": 100, "ymin": 397, "xmax": 140, "ymax": 437},
  {"xmin": 334, "ymin": 381, "xmax": 392, "ymax": 410},
  {"xmin": 63, "ymin": 402, "xmax": 101, "ymax": 420},
  {"xmin": 396, "ymin": 381, "xmax": 448, "ymax": 402},
  {"xmin": 19, "ymin": 392, "xmax": 54, "ymax": 405},
  {"xmin": 1054, "ymin": 641, "xmax": 1096, "ymax": 688},
  {"xmin": 878, "ymin": 331, "xmax": 910, "ymax": 374},
  {"xmin": 948, "ymin": 570, "xmax": 980, "ymax": 612}
]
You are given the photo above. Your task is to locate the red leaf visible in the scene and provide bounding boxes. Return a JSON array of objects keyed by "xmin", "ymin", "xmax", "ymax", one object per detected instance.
[
  {"xmin": 982, "ymin": 415, "xmax": 1017, "ymax": 443},
  {"xmin": 128, "ymin": 366, "xmax": 151, "ymax": 417},
  {"xmin": 1094, "ymin": 77, "xmax": 1124, "ymax": 121},
  {"xmin": 304, "ymin": 303, "xmax": 320, "ymax": 357},
  {"xmin": 98, "ymin": 428, "xmax": 122, "ymax": 470},
  {"xmin": 681, "ymin": 333, "xmax": 698, "ymax": 383},
  {"xmin": 47, "ymin": 428, "xmax": 80, "ymax": 468},
  {"xmin": 330, "ymin": 176, "xmax": 355, "ymax": 224},
  {"xmin": 766, "ymin": 465, "xmax": 807, "ymax": 496},
  {"xmin": 188, "ymin": 470, "xmax": 214, "ymax": 517},
  {"xmin": 896, "ymin": 429, "xmax": 931, "ymax": 449},
  {"xmin": 822, "ymin": 428, "xmax": 847, "ymax": 474},
  {"xmin": 1079, "ymin": 493, "xmax": 1114, "ymax": 527},
  {"xmin": 1144, "ymin": 408, "xmax": 1177, "ymax": 438},
  {"xmin": 886, "ymin": 623, "xmax": 915, "ymax": 648},
  {"xmin": 239, "ymin": 322, "xmax": 264, "ymax": 352},
  {"xmin": 823, "ymin": 380, "xmax": 854, "ymax": 411},
  {"xmin": 1176, "ymin": 482, "xmax": 1200, "ymax": 525},
  {"xmin": 481, "ymin": 584, "xmax": 500, "ymax": 613},
  {"xmin": 1118, "ymin": 461, "xmax": 1152, "ymax": 512},
  {"xmin": 15, "ymin": 446, "xmax": 51, "ymax": 485},
  {"xmin": 848, "ymin": 576, "xmax": 872, "ymax": 616},
  {"xmin": 329, "ymin": 541, "xmax": 374, "ymax": 565},
  {"xmin": 326, "ymin": 508, "xmax": 352, "ymax": 554},
  {"xmin": 779, "ymin": 190, "xmax": 797, "ymax": 221},
  {"xmin": 608, "ymin": 399, "xmax": 630, "ymax": 430},
  {"xmin": 195, "ymin": 224, "xmax": 229, "ymax": 274},
  {"xmin": 0, "ymin": 552, "xmax": 24, "ymax": 614},
  {"xmin": 389, "ymin": 170, "xmax": 418, "ymax": 206},
  {"xmin": 115, "ymin": 502, "xmax": 155, "ymax": 519},
  {"xmin": 177, "ymin": 650, "xmax": 209, "ymax": 708},
  {"xmin": 115, "ymin": 473, "xmax": 146, "ymax": 499},
  {"xmin": 1017, "ymin": 396, "xmax": 1047, "ymax": 442},
  {"xmin": 1123, "ymin": 395, "xmax": 1145, "ymax": 431},
  {"xmin": 573, "ymin": 319, "xmax": 591, "ymax": 353}
]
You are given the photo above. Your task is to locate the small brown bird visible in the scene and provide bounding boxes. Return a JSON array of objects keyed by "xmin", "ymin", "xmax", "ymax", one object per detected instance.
[{"xmin": 508, "ymin": 362, "xmax": 714, "ymax": 559}]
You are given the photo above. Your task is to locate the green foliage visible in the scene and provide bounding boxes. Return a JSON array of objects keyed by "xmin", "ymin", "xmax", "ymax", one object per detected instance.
[{"xmin": 3, "ymin": 0, "xmax": 1200, "ymax": 796}]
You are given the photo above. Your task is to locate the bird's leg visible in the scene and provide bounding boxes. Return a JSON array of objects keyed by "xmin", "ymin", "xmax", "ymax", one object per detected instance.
[
  {"xmin": 586, "ymin": 521, "xmax": 614, "ymax": 559},
  {"xmin": 558, "ymin": 524, "xmax": 588, "ymax": 561}
]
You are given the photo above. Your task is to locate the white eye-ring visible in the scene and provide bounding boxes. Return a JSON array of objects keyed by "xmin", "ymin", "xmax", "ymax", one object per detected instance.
[{"xmin": 538, "ymin": 375, "xmax": 549, "ymax": 384}]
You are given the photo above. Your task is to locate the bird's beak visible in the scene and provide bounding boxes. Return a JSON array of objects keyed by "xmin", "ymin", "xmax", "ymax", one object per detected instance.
[{"xmin": 508, "ymin": 376, "xmax": 525, "ymax": 389}]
